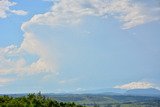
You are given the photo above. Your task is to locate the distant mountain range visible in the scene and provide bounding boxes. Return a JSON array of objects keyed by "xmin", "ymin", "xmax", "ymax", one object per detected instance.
[
  {"xmin": 125, "ymin": 88, "xmax": 160, "ymax": 96},
  {"xmin": 72, "ymin": 88, "xmax": 126, "ymax": 95},
  {"xmin": 1, "ymin": 88, "xmax": 160, "ymax": 97},
  {"xmin": 73, "ymin": 88, "xmax": 160, "ymax": 97}
]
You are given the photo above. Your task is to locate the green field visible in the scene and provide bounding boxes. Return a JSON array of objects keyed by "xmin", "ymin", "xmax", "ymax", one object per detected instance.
[{"xmin": 47, "ymin": 94, "xmax": 160, "ymax": 107}]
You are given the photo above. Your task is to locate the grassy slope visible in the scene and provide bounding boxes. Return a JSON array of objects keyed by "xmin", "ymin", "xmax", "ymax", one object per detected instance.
[{"xmin": 46, "ymin": 94, "xmax": 160, "ymax": 107}]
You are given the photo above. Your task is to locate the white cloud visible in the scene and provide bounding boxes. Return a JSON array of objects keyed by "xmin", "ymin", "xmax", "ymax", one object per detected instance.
[
  {"xmin": 1, "ymin": 0, "xmax": 160, "ymax": 77},
  {"xmin": 114, "ymin": 81, "xmax": 156, "ymax": 90},
  {"xmin": 18, "ymin": 0, "xmax": 160, "ymax": 75},
  {"xmin": 20, "ymin": 33, "xmax": 47, "ymax": 56},
  {"xmin": 0, "ymin": 78, "xmax": 15, "ymax": 86},
  {"xmin": 76, "ymin": 88, "xmax": 85, "ymax": 91},
  {"xmin": 0, "ymin": 0, "xmax": 27, "ymax": 18},
  {"xmin": 43, "ymin": 0, "xmax": 58, "ymax": 2},
  {"xmin": 10, "ymin": 10, "xmax": 27, "ymax": 16},
  {"xmin": 0, "ymin": 45, "xmax": 21, "ymax": 74},
  {"xmin": 58, "ymin": 78, "xmax": 78, "ymax": 84},
  {"xmin": 22, "ymin": 0, "xmax": 160, "ymax": 30},
  {"xmin": 20, "ymin": 32, "xmax": 57, "ymax": 75},
  {"xmin": 0, "ymin": 33, "xmax": 56, "ymax": 75}
]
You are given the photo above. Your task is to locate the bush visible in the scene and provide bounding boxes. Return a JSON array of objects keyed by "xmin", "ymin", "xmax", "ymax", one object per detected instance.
[{"xmin": 0, "ymin": 93, "xmax": 85, "ymax": 107}]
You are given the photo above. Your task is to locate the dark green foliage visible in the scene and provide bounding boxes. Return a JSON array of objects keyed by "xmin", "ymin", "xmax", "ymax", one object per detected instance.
[{"xmin": 0, "ymin": 93, "xmax": 85, "ymax": 107}]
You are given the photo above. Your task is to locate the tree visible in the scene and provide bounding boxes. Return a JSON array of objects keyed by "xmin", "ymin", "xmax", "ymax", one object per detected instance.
[{"xmin": 0, "ymin": 93, "xmax": 85, "ymax": 107}]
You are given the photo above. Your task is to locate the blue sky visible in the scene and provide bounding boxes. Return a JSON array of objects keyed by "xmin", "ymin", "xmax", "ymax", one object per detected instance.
[{"xmin": 0, "ymin": 0, "xmax": 160, "ymax": 94}]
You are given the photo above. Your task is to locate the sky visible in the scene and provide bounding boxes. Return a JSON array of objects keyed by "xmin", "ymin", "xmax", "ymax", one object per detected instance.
[{"xmin": 0, "ymin": 0, "xmax": 160, "ymax": 94}]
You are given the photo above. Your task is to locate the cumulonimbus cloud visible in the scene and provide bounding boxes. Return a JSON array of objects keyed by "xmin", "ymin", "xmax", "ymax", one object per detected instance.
[{"xmin": 0, "ymin": 0, "xmax": 160, "ymax": 78}]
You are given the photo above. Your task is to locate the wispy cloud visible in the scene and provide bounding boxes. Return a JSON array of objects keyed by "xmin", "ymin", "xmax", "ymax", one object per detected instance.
[
  {"xmin": 0, "ymin": 78, "xmax": 15, "ymax": 86},
  {"xmin": 0, "ymin": 0, "xmax": 27, "ymax": 19},
  {"xmin": 10, "ymin": 10, "xmax": 27, "ymax": 16},
  {"xmin": 58, "ymin": 78, "xmax": 78, "ymax": 84},
  {"xmin": 114, "ymin": 81, "xmax": 157, "ymax": 90}
]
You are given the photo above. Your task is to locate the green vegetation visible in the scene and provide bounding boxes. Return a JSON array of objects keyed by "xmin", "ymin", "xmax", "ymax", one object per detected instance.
[
  {"xmin": 0, "ymin": 93, "xmax": 84, "ymax": 107},
  {"xmin": 1, "ymin": 93, "xmax": 160, "ymax": 107},
  {"xmin": 47, "ymin": 94, "xmax": 160, "ymax": 107}
]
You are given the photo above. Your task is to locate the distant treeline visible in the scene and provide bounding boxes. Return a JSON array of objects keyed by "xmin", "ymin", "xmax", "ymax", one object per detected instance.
[
  {"xmin": 0, "ymin": 92, "xmax": 84, "ymax": 107},
  {"xmin": 46, "ymin": 94, "xmax": 160, "ymax": 107}
]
